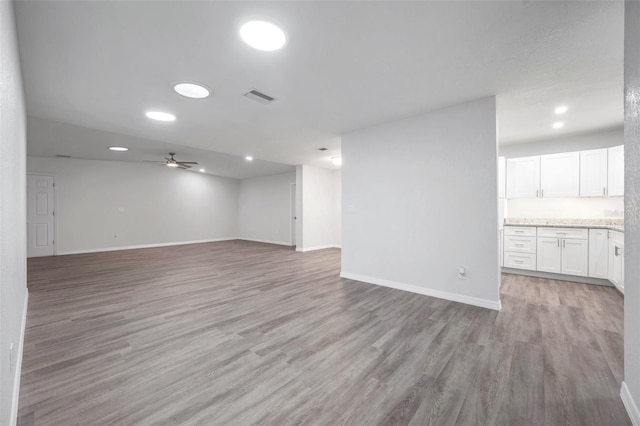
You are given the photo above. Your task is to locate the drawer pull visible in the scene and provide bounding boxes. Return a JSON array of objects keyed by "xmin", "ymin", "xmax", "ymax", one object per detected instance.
[
  {"xmin": 514, "ymin": 244, "xmax": 524, "ymax": 247},
  {"xmin": 514, "ymin": 260, "xmax": 524, "ymax": 264},
  {"xmin": 514, "ymin": 230, "xmax": 524, "ymax": 233}
]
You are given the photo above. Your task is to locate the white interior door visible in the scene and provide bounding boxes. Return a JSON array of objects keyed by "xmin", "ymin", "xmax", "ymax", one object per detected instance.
[
  {"xmin": 27, "ymin": 174, "xmax": 55, "ymax": 257},
  {"xmin": 290, "ymin": 183, "xmax": 296, "ymax": 246}
]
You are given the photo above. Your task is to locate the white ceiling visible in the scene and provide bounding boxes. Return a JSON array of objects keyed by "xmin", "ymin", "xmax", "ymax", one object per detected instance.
[
  {"xmin": 27, "ymin": 116, "xmax": 294, "ymax": 180},
  {"xmin": 15, "ymin": 1, "xmax": 623, "ymax": 171}
]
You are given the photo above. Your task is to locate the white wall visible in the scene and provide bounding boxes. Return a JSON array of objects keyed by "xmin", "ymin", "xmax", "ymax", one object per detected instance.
[
  {"xmin": 238, "ymin": 172, "xmax": 295, "ymax": 245},
  {"xmin": 499, "ymin": 127, "xmax": 623, "ymax": 158},
  {"xmin": 623, "ymin": 1, "xmax": 640, "ymax": 423},
  {"xmin": 341, "ymin": 97, "xmax": 500, "ymax": 310},
  {"xmin": 296, "ymin": 165, "xmax": 341, "ymax": 251},
  {"xmin": 27, "ymin": 157, "xmax": 239, "ymax": 254},
  {"xmin": 507, "ymin": 197, "xmax": 624, "ymax": 219},
  {"xmin": 1, "ymin": 1, "xmax": 28, "ymax": 424}
]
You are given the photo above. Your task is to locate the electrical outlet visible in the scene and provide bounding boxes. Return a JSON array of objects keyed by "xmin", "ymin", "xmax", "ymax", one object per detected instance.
[
  {"xmin": 458, "ymin": 266, "xmax": 467, "ymax": 280},
  {"xmin": 9, "ymin": 343, "xmax": 14, "ymax": 372}
]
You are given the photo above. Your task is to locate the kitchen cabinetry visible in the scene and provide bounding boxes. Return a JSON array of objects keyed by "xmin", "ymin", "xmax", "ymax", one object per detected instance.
[
  {"xmin": 536, "ymin": 227, "xmax": 588, "ymax": 277},
  {"xmin": 608, "ymin": 145, "xmax": 624, "ymax": 196},
  {"xmin": 540, "ymin": 152, "xmax": 580, "ymax": 197},
  {"xmin": 608, "ymin": 231, "xmax": 624, "ymax": 292},
  {"xmin": 580, "ymin": 149, "xmax": 608, "ymax": 196},
  {"xmin": 588, "ymin": 229, "xmax": 609, "ymax": 279},
  {"xmin": 503, "ymin": 226, "xmax": 536, "ymax": 270},
  {"xmin": 506, "ymin": 156, "xmax": 540, "ymax": 199}
]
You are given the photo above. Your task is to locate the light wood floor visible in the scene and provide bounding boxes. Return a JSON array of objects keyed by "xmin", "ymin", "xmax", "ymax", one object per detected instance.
[{"xmin": 19, "ymin": 240, "xmax": 629, "ymax": 425}]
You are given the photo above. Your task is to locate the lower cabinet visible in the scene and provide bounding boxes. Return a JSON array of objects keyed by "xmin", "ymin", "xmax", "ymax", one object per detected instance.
[
  {"xmin": 608, "ymin": 231, "xmax": 624, "ymax": 292},
  {"xmin": 536, "ymin": 236, "xmax": 588, "ymax": 277},
  {"xmin": 588, "ymin": 229, "xmax": 609, "ymax": 279}
]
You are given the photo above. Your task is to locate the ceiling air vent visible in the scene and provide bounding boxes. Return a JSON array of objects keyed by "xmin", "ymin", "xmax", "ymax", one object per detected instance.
[{"xmin": 244, "ymin": 89, "xmax": 276, "ymax": 105}]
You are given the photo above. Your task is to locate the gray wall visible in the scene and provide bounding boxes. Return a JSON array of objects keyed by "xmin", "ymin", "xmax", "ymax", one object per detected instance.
[
  {"xmin": 1, "ymin": 1, "xmax": 28, "ymax": 423},
  {"xmin": 27, "ymin": 157, "xmax": 240, "ymax": 254},
  {"xmin": 499, "ymin": 127, "xmax": 623, "ymax": 158},
  {"xmin": 624, "ymin": 0, "xmax": 640, "ymax": 422},
  {"xmin": 341, "ymin": 97, "xmax": 500, "ymax": 309},
  {"xmin": 238, "ymin": 172, "xmax": 296, "ymax": 245}
]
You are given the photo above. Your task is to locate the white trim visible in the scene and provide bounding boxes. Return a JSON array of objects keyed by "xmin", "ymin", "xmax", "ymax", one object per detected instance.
[
  {"xmin": 340, "ymin": 271, "xmax": 501, "ymax": 311},
  {"xmin": 296, "ymin": 245, "xmax": 341, "ymax": 252},
  {"xmin": 501, "ymin": 267, "xmax": 614, "ymax": 287},
  {"xmin": 238, "ymin": 238, "xmax": 292, "ymax": 246},
  {"xmin": 10, "ymin": 290, "xmax": 28, "ymax": 426},
  {"xmin": 622, "ymin": 382, "xmax": 640, "ymax": 426},
  {"xmin": 56, "ymin": 238, "xmax": 237, "ymax": 255}
]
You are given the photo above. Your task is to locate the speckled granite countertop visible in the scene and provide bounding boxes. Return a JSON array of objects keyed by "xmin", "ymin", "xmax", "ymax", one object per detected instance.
[{"xmin": 505, "ymin": 218, "xmax": 624, "ymax": 232}]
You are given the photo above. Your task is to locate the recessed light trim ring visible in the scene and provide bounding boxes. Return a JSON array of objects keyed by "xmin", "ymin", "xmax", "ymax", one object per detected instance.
[{"xmin": 172, "ymin": 81, "xmax": 212, "ymax": 99}]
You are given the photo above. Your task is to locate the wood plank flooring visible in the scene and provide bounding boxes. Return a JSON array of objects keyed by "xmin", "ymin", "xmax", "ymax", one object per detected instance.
[{"xmin": 18, "ymin": 240, "xmax": 629, "ymax": 425}]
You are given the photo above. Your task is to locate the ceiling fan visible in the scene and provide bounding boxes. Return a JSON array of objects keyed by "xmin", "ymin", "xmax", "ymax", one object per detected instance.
[{"xmin": 161, "ymin": 152, "xmax": 198, "ymax": 169}]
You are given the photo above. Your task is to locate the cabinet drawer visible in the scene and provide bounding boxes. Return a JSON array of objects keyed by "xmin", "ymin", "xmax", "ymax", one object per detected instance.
[
  {"xmin": 503, "ymin": 236, "xmax": 536, "ymax": 253},
  {"xmin": 504, "ymin": 226, "xmax": 536, "ymax": 237},
  {"xmin": 504, "ymin": 252, "xmax": 537, "ymax": 270},
  {"xmin": 537, "ymin": 227, "xmax": 588, "ymax": 240}
]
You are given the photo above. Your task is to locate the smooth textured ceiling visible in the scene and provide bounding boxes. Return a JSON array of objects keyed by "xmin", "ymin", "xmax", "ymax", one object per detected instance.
[
  {"xmin": 27, "ymin": 117, "xmax": 294, "ymax": 180},
  {"xmin": 15, "ymin": 1, "xmax": 623, "ymax": 168}
]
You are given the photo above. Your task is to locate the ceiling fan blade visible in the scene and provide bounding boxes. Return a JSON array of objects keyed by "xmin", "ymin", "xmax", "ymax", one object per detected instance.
[
  {"xmin": 143, "ymin": 160, "xmax": 165, "ymax": 163},
  {"xmin": 177, "ymin": 163, "xmax": 193, "ymax": 168},
  {"xmin": 178, "ymin": 166, "xmax": 188, "ymax": 169},
  {"xmin": 178, "ymin": 161, "xmax": 198, "ymax": 165}
]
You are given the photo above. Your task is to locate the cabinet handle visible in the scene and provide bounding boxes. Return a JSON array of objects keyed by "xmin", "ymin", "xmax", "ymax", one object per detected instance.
[
  {"xmin": 514, "ymin": 260, "xmax": 524, "ymax": 264},
  {"xmin": 557, "ymin": 239, "xmax": 560, "ymax": 248},
  {"xmin": 536, "ymin": 189, "xmax": 539, "ymax": 197},
  {"xmin": 541, "ymin": 189, "xmax": 544, "ymax": 197},
  {"xmin": 603, "ymin": 187, "xmax": 606, "ymax": 196},
  {"xmin": 514, "ymin": 230, "xmax": 524, "ymax": 233},
  {"xmin": 515, "ymin": 243, "xmax": 524, "ymax": 247},
  {"xmin": 615, "ymin": 246, "xmax": 620, "ymax": 256}
]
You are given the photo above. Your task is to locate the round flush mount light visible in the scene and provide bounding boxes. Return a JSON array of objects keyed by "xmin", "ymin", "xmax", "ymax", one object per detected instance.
[
  {"xmin": 331, "ymin": 156, "xmax": 343, "ymax": 166},
  {"xmin": 108, "ymin": 146, "xmax": 128, "ymax": 152},
  {"xmin": 554, "ymin": 105, "xmax": 568, "ymax": 114},
  {"xmin": 173, "ymin": 82, "xmax": 211, "ymax": 99},
  {"xmin": 245, "ymin": 156, "xmax": 254, "ymax": 161},
  {"xmin": 145, "ymin": 111, "xmax": 176, "ymax": 122},
  {"xmin": 552, "ymin": 121, "xmax": 565, "ymax": 129},
  {"xmin": 240, "ymin": 20, "xmax": 287, "ymax": 51}
]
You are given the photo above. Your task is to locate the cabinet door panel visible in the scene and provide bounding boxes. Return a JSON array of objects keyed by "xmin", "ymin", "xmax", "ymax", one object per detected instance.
[
  {"xmin": 537, "ymin": 237, "xmax": 561, "ymax": 273},
  {"xmin": 540, "ymin": 152, "xmax": 580, "ymax": 197},
  {"xmin": 580, "ymin": 149, "xmax": 608, "ymax": 197},
  {"xmin": 561, "ymin": 239, "xmax": 588, "ymax": 277},
  {"xmin": 588, "ymin": 229, "xmax": 608, "ymax": 279},
  {"xmin": 506, "ymin": 156, "xmax": 540, "ymax": 199},
  {"xmin": 608, "ymin": 145, "xmax": 624, "ymax": 196}
]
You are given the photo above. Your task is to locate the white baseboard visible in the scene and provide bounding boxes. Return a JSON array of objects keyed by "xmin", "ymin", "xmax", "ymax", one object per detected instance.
[
  {"xmin": 340, "ymin": 271, "xmax": 501, "ymax": 311},
  {"xmin": 622, "ymin": 381, "xmax": 640, "ymax": 425},
  {"xmin": 238, "ymin": 238, "xmax": 293, "ymax": 246},
  {"xmin": 296, "ymin": 245, "xmax": 341, "ymax": 252},
  {"xmin": 10, "ymin": 289, "xmax": 28, "ymax": 426},
  {"xmin": 55, "ymin": 238, "xmax": 238, "ymax": 255}
]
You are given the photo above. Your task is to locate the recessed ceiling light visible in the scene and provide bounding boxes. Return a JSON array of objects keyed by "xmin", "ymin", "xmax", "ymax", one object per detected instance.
[
  {"xmin": 199, "ymin": 168, "xmax": 206, "ymax": 172},
  {"xmin": 240, "ymin": 21, "xmax": 287, "ymax": 51},
  {"xmin": 109, "ymin": 146, "xmax": 128, "ymax": 152},
  {"xmin": 331, "ymin": 156, "xmax": 343, "ymax": 166},
  {"xmin": 554, "ymin": 105, "xmax": 568, "ymax": 114},
  {"xmin": 552, "ymin": 121, "xmax": 565, "ymax": 129},
  {"xmin": 145, "ymin": 111, "xmax": 176, "ymax": 122},
  {"xmin": 245, "ymin": 156, "xmax": 254, "ymax": 161},
  {"xmin": 173, "ymin": 82, "xmax": 211, "ymax": 99}
]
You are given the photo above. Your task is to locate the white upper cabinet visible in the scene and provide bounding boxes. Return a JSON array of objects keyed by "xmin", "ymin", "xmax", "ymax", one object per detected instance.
[
  {"xmin": 539, "ymin": 152, "xmax": 580, "ymax": 197},
  {"xmin": 498, "ymin": 156, "xmax": 506, "ymax": 198},
  {"xmin": 580, "ymin": 148, "xmax": 608, "ymax": 196},
  {"xmin": 608, "ymin": 145, "xmax": 624, "ymax": 196},
  {"xmin": 506, "ymin": 156, "xmax": 540, "ymax": 199}
]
